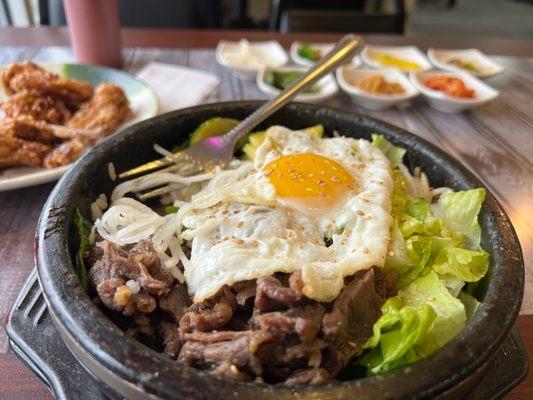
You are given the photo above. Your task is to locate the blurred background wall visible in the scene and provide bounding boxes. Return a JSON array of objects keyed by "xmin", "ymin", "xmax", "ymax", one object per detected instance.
[{"xmin": 1, "ymin": 0, "xmax": 533, "ymax": 39}]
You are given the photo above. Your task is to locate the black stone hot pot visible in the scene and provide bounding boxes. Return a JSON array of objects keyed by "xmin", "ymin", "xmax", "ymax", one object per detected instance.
[{"xmin": 36, "ymin": 101, "xmax": 524, "ymax": 399}]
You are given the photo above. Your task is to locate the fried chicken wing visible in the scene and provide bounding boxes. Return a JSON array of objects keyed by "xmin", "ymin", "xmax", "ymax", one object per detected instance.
[
  {"xmin": 0, "ymin": 135, "xmax": 52, "ymax": 169},
  {"xmin": 43, "ymin": 138, "xmax": 85, "ymax": 169},
  {"xmin": 3, "ymin": 61, "xmax": 93, "ymax": 106},
  {"xmin": 0, "ymin": 117, "xmax": 56, "ymax": 144},
  {"xmin": 1, "ymin": 61, "xmax": 44, "ymax": 95},
  {"xmin": 0, "ymin": 90, "xmax": 71, "ymax": 124},
  {"xmin": 67, "ymin": 83, "xmax": 130, "ymax": 137}
]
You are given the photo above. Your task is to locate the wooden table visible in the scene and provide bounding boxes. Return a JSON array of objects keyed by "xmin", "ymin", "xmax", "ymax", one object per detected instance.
[{"xmin": 0, "ymin": 27, "xmax": 531, "ymax": 399}]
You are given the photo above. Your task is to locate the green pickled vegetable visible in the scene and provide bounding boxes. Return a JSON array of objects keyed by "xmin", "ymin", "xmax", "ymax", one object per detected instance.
[
  {"xmin": 165, "ymin": 205, "xmax": 180, "ymax": 214},
  {"xmin": 264, "ymin": 70, "xmax": 319, "ymax": 93},
  {"xmin": 73, "ymin": 209, "xmax": 92, "ymax": 290},
  {"xmin": 298, "ymin": 43, "xmax": 321, "ymax": 61}
]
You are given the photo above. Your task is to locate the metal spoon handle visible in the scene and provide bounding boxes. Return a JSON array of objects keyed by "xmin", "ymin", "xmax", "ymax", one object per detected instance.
[{"xmin": 224, "ymin": 34, "xmax": 364, "ymax": 145}]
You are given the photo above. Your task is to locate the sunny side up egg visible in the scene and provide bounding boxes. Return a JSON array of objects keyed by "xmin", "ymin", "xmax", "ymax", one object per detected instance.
[{"xmin": 178, "ymin": 126, "xmax": 393, "ymax": 303}]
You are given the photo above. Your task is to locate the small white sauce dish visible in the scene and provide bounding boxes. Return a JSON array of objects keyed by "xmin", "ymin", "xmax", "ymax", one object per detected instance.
[
  {"xmin": 336, "ymin": 66, "xmax": 419, "ymax": 110},
  {"xmin": 290, "ymin": 41, "xmax": 362, "ymax": 68},
  {"xmin": 409, "ymin": 70, "xmax": 499, "ymax": 113},
  {"xmin": 257, "ymin": 66, "xmax": 338, "ymax": 103},
  {"xmin": 427, "ymin": 48, "xmax": 505, "ymax": 79},
  {"xmin": 216, "ymin": 39, "xmax": 288, "ymax": 80},
  {"xmin": 362, "ymin": 45, "xmax": 432, "ymax": 72}
]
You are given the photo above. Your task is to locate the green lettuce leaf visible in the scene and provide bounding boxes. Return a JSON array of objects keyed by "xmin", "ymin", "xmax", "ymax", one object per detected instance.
[
  {"xmin": 356, "ymin": 139, "xmax": 488, "ymax": 376},
  {"xmin": 361, "ymin": 297, "xmax": 437, "ymax": 374},
  {"xmin": 433, "ymin": 247, "xmax": 489, "ymax": 282},
  {"xmin": 458, "ymin": 291, "xmax": 480, "ymax": 321},
  {"xmin": 399, "ymin": 272, "xmax": 466, "ymax": 347},
  {"xmin": 360, "ymin": 272, "xmax": 466, "ymax": 374},
  {"xmin": 433, "ymin": 188, "xmax": 486, "ymax": 250},
  {"xmin": 384, "ymin": 220, "xmax": 415, "ymax": 274},
  {"xmin": 371, "ymin": 134, "xmax": 406, "ymax": 169}
]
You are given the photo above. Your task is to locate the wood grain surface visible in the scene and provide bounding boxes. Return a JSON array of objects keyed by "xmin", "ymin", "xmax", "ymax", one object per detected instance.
[
  {"xmin": 0, "ymin": 33, "xmax": 531, "ymax": 399},
  {"xmin": 1, "ymin": 27, "xmax": 533, "ymax": 56}
]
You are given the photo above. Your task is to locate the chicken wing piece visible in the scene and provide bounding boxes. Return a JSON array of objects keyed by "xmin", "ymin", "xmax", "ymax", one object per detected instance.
[
  {"xmin": 67, "ymin": 83, "xmax": 130, "ymax": 137},
  {"xmin": 0, "ymin": 135, "xmax": 51, "ymax": 169},
  {"xmin": 1, "ymin": 61, "xmax": 44, "ymax": 95},
  {"xmin": 0, "ymin": 116, "xmax": 56, "ymax": 144},
  {"xmin": 43, "ymin": 138, "xmax": 85, "ymax": 169},
  {"xmin": 0, "ymin": 90, "xmax": 71, "ymax": 124},
  {"xmin": 3, "ymin": 61, "xmax": 93, "ymax": 106}
]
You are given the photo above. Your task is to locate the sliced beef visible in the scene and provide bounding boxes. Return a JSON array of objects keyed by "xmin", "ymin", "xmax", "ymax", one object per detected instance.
[
  {"xmin": 159, "ymin": 283, "xmax": 191, "ymax": 322},
  {"xmin": 211, "ymin": 362, "xmax": 252, "ymax": 382},
  {"xmin": 182, "ymin": 330, "xmax": 250, "ymax": 343},
  {"xmin": 159, "ymin": 321, "xmax": 182, "ymax": 359},
  {"xmin": 179, "ymin": 288, "xmax": 236, "ymax": 334},
  {"xmin": 88, "ymin": 239, "xmax": 173, "ymax": 316},
  {"xmin": 375, "ymin": 268, "xmax": 399, "ymax": 299},
  {"xmin": 253, "ymin": 304, "xmax": 325, "ymax": 343},
  {"xmin": 284, "ymin": 368, "xmax": 333, "ymax": 386},
  {"xmin": 232, "ymin": 280, "xmax": 257, "ymax": 306},
  {"xmin": 321, "ymin": 268, "xmax": 385, "ymax": 375},
  {"xmin": 178, "ymin": 330, "xmax": 273, "ymax": 376},
  {"xmin": 254, "ymin": 271, "xmax": 305, "ymax": 312},
  {"xmin": 252, "ymin": 304, "xmax": 326, "ymax": 380}
]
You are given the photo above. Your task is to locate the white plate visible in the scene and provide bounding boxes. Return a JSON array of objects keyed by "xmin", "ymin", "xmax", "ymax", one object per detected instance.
[
  {"xmin": 216, "ymin": 40, "xmax": 288, "ymax": 80},
  {"xmin": 257, "ymin": 66, "xmax": 338, "ymax": 103},
  {"xmin": 410, "ymin": 70, "xmax": 499, "ymax": 113},
  {"xmin": 290, "ymin": 41, "xmax": 362, "ymax": 68},
  {"xmin": 0, "ymin": 63, "xmax": 159, "ymax": 192},
  {"xmin": 362, "ymin": 45, "xmax": 432, "ymax": 72},
  {"xmin": 336, "ymin": 66, "xmax": 419, "ymax": 110},
  {"xmin": 427, "ymin": 48, "xmax": 505, "ymax": 79}
]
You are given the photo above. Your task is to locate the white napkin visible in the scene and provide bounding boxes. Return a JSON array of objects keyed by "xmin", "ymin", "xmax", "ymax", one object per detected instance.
[{"xmin": 136, "ymin": 62, "xmax": 220, "ymax": 114}]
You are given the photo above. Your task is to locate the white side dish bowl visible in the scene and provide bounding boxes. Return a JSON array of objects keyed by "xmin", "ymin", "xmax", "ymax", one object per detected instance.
[
  {"xmin": 336, "ymin": 66, "xmax": 419, "ymax": 110},
  {"xmin": 362, "ymin": 45, "xmax": 432, "ymax": 72},
  {"xmin": 216, "ymin": 40, "xmax": 288, "ymax": 80},
  {"xmin": 257, "ymin": 66, "xmax": 338, "ymax": 103},
  {"xmin": 290, "ymin": 41, "xmax": 362, "ymax": 68},
  {"xmin": 427, "ymin": 48, "xmax": 505, "ymax": 79},
  {"xmin": 410, "ymin": 70, "xmax": 499, "ymax": 113}
]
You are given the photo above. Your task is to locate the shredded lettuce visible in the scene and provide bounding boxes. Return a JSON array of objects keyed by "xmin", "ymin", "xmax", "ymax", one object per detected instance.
[{"xmin": 356, "ymin": 135, "xmax": 489, "ymax": 375}]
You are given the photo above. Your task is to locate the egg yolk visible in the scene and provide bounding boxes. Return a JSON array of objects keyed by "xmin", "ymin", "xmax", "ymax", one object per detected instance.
[{"xmin": 264, "ymin": 153, "xmax": 357, "ymax": 215}]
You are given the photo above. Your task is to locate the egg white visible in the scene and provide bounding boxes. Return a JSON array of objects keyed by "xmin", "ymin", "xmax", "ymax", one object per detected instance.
[{"xmin": 178, "ymin": 126, "xmax": 393, "ymax": 302}]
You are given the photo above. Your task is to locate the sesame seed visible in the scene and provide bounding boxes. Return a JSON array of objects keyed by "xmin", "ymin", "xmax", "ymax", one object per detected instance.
[{"xmin": 237, "ymin": 221, "xmax": 244, "ymax": 228}]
